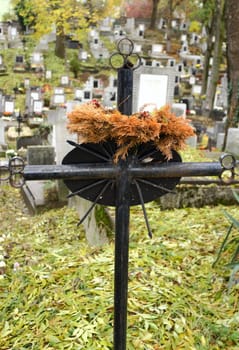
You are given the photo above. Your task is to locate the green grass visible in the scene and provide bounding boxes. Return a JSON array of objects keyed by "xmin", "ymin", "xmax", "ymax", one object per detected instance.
[{"xmin": 1, "ymin": 184, "xmax": 239, "ymax": 349}]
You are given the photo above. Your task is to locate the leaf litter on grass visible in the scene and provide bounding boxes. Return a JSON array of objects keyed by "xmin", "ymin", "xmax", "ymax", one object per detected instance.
[{"xmin": 1, "ymin": 184, "xmax": 239, "ymax": 349}]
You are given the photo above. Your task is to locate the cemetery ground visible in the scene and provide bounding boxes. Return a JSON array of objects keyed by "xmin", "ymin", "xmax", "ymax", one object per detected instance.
[{"xmin": 1, "ymin": 171, "xmax": 239, "ymax": 349}]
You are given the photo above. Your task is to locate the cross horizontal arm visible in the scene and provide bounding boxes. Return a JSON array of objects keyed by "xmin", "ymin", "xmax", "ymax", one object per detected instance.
[
  {"xmin": 23, "ymin": 161, "xmax": 226, "ymax": 181},
  {"xmin": 24, "ymin": 164, "xmax": 119, "ymax": 180}
]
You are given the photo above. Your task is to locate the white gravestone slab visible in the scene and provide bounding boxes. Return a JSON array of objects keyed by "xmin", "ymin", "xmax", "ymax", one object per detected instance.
[
  {"xmin": 151, "ymin": 44, "xmax": 163, "ymax": 57},
  {"xmin": 0, "ymin": 119, "xmax": 6, "ymax": 145},
  {"xmin": 0, "ymin": 93, "xmax": 3, "ymax": 113},
  {"xmin": 9, "ymin": 27, "xmax": 17, "ymax": 40},
  {"xmin": 186, "ymin": 135, "xmax": 197, "ymax": 148},
  {"xmin": 181, "ymin": 34, "xmax": 187, "ymax": 43},
  {"xmin": 226, "ymin": 128, "xmax": 239, "ymax": 156},
  {"xmin": 4, "ymin": 101, "xmax": 14, "ymax": 114},
  {"xmin": 54, "ymin": 87, "xmax": 64, "ymax": 95},
  {"xmin": 31, "ymin": 91, "xmax": 40, "ymax": 103},
  {"xmin": 61, "ymin": 76, "xmax": 69, "ymax": 86},
  {"xmin": 192, "ymin": 85, "xmax": 202, "ymax": 95},
  {"xmin": 47, "ymin": 109, "xmax": 76, "ymax": 163},
  {"xmin": 158, "ymin": 18, "xmax": 166, "ymax": 30},
  {"xmin": 79, "ymin": 50, "xmax": 88, "ymax": 60},
  {"xmin": 33, "ymin": 100, "xmax": 43, "ymax": 114},
  {"xmin": 216, "ymin": 133, "xmax": 225, "ymax": 150},
  {"xmin": 152, "ymin": 60, "xmax": 162, "ymax": 68},
  {"xmin": 125, "ymin": 18, "xmax": 135, "ymax": 33},
  {"xmin": 53, "ymin": 94, "xmax": 65, "ymax": 104},
  {"xmin": 133, "ymin": 66, "xmax": 176, "ymax": 113},
  {"xmin": 32, "ymin": 52, "xmax": 42, "ymax": 62},
  {"xmin": 172, "ymin": 103, "xmax": 187, "ymax": 118},
  {"xmin": 137, "ymin": 24, "xmax": 145, "ymax": 37},
  {"xmin": 189, "ymin": 76, "xmax": 196, "ymax": 85},
  {"xmin": 66, "ymin": 100, "xmax": 81, "ymax": 113},
  {"xmin": 24, "ymin": 78, "xmax": 30, "ymax": 88},
  {"xmin": 74, "ymin": 89, "xmax": 83, "ymax": 100},
  {"xmin": 45, "ymin": 70, "xmax": 52, "ymax": 79},
  {"xmin": 133, "ymin": 44, "xmax": 142, "ymax": 53}
]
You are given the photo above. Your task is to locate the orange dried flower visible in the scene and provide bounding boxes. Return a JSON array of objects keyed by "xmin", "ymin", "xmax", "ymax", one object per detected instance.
[{"xmin": 67, "ymin": 101, "xmax": 195, "ymax": 162}]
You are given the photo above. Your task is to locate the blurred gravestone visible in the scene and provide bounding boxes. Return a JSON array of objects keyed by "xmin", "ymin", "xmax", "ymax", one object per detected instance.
[
  {"xmin": 60, "ymin": 75, "xmax": 70, "ymax": 86},
  {"xmin": 0, "ymin": 26, "xmax": 7, "ymax": 49},
  {"xmin": 216, "ymin": 133, "xmax": 225, "ymax": 150},
  {"xmin": 103, "ymin": 75, "xmax": 117, "ymax": 108},
  {"xmin": 51, "ymin": 87, "xmax": 66, "ymax": 107},
  {"xmin": 8, "ymin": 26, "xmax": 22, "ymax": 49},
  {"xmin": 0, "ymin": 55, "xmax": 6, "ymax": 73},
  {"xmin": 45, "ymin": 70, "xmax": 52, "ymax": 80},
  {"xmin": 35, "ymin": 38, "xmax": 49, "ymax": 51},
  {"xmin": 17, "ymin": 135, "xmax": 42, "ymax": 150},
  {"xmin": 225, "ymin": 128, "xmax": 239, "ymax": 157},
  {"xmin": 25, "ymin": 87, "xmax": 42, "ymax": 115},
  {"xmin": 78, "ymin": 50, "xmax": 88, "ymax": 61},
  {"xmin": 27, "ymin": 145, "xmax": 55, "ymax": 165},
  {"xmin": 47, "ymin": 107, "xmax": 109, "ymax": 246},
  {"xmin": 13, "ymin": 55, "xmax": 26, "ymax": 72},
  {"xmin": 172, "ymin": 103, "xmax": 187, "ymax": 117},
  {"xmin": 133, "ymin": 66, "xmax": 176, "ymax": 112},
  {"xmin": 0, "ymin": 119, "xmax": 6, "ymax": 147},
  {"xmin": 3, "ymin": 97, "xmax": 14, "ymax": 116},
  {"xmin": 30, "ymin": 52, "xmax": 44, "ymax": 71}
]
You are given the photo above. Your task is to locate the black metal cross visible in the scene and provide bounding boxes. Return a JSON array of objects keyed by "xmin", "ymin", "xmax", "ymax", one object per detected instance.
[{"xmin": 1, "ymin": 38, "xmax": 238, "ymax": 350}]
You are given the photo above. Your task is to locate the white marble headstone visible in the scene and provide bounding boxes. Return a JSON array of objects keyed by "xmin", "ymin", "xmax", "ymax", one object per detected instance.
[{"xmin": 133, "ymin": 66, "xmax": 176, "ymax": 113}]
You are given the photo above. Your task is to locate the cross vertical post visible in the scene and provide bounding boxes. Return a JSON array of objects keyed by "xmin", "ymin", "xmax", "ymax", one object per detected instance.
[
  {"xmin": 114, "ymin": 47, "xmax": 134, "ymax": 350},
  {"xmin": 114, "ymin": 158, "xmax": 131, "ymax": 350}
]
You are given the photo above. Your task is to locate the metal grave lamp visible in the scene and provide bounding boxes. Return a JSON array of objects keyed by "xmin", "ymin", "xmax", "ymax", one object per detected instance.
[{"xmin": 1, "ymin": 38, "xmax": 238, "ymax": 350}]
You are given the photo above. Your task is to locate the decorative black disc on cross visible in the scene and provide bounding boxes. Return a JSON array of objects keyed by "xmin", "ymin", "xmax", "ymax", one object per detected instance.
[
  {"xmin": 62, "ymin": 141, "xmax": 182, "ymax": 206},
  {"xmin": 0, "ymin": 38, "xmax": 238, "ymax": 350}
]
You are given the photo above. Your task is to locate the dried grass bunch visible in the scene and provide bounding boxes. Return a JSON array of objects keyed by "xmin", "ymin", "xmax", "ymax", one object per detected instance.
[{"xmin": 67, "ymin": 100, "xmax": 195, "ymax": 162}]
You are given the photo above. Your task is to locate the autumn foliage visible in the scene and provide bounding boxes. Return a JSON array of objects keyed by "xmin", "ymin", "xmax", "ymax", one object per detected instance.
[{"xmin": 67, "ymin": 100, "xmax": 195, "ymax": 162}]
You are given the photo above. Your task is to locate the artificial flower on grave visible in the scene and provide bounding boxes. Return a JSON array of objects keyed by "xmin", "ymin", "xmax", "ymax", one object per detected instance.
[
  {"xmin": 3, "ymin": 111, "xmax": 13, "ymax": 117},
  {"xmin": 67, "ymin": 99, "xmax": 195, "ymax": 163}
]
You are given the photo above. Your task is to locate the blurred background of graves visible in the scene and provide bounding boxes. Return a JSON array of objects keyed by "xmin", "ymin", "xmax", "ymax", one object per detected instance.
[{"xmin": 0, "ymin": 0, "xmax": 233, "ymax": 182}]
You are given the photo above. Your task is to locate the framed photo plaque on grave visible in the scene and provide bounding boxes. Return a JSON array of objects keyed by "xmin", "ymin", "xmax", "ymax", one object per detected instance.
[{"xmin": 133, "ymin": 66, "xmax": 176, "ymax": 113}]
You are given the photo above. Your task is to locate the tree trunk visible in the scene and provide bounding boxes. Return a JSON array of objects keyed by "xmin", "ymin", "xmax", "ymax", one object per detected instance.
[
  {"xmin": 204, "ymin": 0, "xmax": 223, "ymax": 117},
  {"xmin": 55, "ymin": 22, "xmax": 66, "ymax": 59},
  {"xmin": 166, "ymin": 0, "xmax": 173, "ymax": 53},
  {"xmin": 222, "ymin": 0, "xmax": 239, "ymax": 150},
  {"xmin": 201, "ymin": 25, "xmax": 214, "ymax": 96},
  {"xmin": 149, "ymin": 0, "xmax": 160, "ymax": 30}
]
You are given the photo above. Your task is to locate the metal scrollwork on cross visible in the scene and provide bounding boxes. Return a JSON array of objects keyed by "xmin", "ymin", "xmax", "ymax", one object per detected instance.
[
  {"xmin": 0, "ymin": 156, "xmax": 25, "ymax": 188},
  {"xmin": 109, "ymin": 37, "xmax": 141, "ymax": 71}
]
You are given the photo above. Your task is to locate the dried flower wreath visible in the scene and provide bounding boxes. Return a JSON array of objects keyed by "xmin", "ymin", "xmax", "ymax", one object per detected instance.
[{"xmin": 67, "ymin": 100, "xmax": 195, "ymax": 162}]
